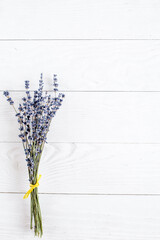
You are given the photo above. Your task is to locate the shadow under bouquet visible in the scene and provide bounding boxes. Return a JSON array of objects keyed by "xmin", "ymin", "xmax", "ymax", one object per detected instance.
[{"xmin": 3, "ymin": 74, "xmax": 65, "ymax": 237}]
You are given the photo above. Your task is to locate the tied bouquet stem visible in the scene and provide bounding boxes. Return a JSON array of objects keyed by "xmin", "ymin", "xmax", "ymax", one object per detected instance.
[{"xmin": 3, "ymin": 74, "xmax": 65, "ymax": 237}]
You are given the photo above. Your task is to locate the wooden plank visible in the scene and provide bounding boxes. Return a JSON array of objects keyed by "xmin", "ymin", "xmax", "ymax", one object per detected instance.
[
  {"xmin": 0, "ymin": 41, "xmax": 160, "ymax": 91},
  {"xmin": 0, "ymin": 194, "xmax": 160, "ymax": 239},
  {"xmin": 1, "ymin": 92, "xmax": 160, "ymax": 143},
  {"xmin": 0, "ymin": 143, "xmax": 160, "ymax": 194},
  {"xmin": 0, "ymin": 0, "xmax": 160, "ymax": 39}
]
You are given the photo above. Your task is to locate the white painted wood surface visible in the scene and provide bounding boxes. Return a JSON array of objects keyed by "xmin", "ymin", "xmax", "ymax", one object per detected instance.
[
  {"xmin": 0, "ymin": 143, "xmax": 160, "ymax": 194},
  {"xmin": 0, "ymin": 0, "xmax": 160, "ymax": 39},
  {"xmin": 1, "ymin": 92, "xmax": 160, "ymax": 143},
  {"xmin": 0, "ymin": 0, "xmax": 160, "ymax": 239},
  {"xmin": 0, "ymin": 41, "xmax": 160, "ymax": 91},
  {"xmin": 1, "ymin": 194, "xmax": 160, "ymax": 240}
]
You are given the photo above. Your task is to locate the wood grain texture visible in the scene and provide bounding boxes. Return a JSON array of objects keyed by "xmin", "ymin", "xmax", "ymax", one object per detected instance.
[
  {"xmin": 0, "ymin": 1, "xmax": 160, "ymax": 238},
  {"xmin": 0, "ymin": 194, "xmax": 160, "ymax": 240},
  {"xmin": 1, "ymin": 92, "xmax": 160, "ymax": 143},
  {"xmin": 0, "ymin": 0, "xmax": 160, "ymax": 39},
  {"xmin": 0, "ymin": 41, "xmax": 160, "ymax": 91},
  {"xmin": 0, "ymin": 143, "xmax": 160, "ymax": 194}
]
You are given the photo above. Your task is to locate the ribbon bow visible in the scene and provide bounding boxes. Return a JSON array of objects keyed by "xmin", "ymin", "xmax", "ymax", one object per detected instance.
[{"xmin": 23, "ymin": 175, "xmax": 42, "ymax": 199}]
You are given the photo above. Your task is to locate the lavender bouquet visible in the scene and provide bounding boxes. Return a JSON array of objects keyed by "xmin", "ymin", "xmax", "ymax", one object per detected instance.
[{"xmin": 3, "ymin": 74, "xmax": 65, "ymax": 237}]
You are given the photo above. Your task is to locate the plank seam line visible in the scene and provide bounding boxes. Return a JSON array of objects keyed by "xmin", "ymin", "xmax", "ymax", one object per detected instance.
[
  {"xmin": 0, "ymin": 39, "xmax": 160, "ymax": 41},
  {"xmin": 0, "ymin": 192, "xmax": 159, "ymax": 196}
]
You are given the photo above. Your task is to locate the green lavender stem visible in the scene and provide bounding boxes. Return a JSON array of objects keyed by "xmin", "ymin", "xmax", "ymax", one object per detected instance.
[
  {"xmin": 29, "ymin": 145, "xmax": 43, "ymax": 237},
  {"xmin": 30, "ymin": 187, "xmax": 43, "ymax": 237}
]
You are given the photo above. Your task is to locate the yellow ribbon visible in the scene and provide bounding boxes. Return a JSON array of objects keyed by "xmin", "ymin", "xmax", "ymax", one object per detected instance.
[{"xmin": 23, "ymin": 175, "xmax": 42, "ymax": 199}]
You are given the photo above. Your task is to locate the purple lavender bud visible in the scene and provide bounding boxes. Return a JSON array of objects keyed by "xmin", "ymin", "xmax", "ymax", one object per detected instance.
[
  {"xmin": 28, "ymin": 136, "xmax": 32, "ymax": 140},
  {"xmin": 3, "ymin": 91, "xmax": 9, "ymax": 97},
  {"xmin": 18, "ymin": 105, "xmax": 23, "ymax": 111},
  {"xmin": 25, "ymin": 80, "xmax": 30, "ymax": 89},
  {"xmin": 10, "ymin": 100, "xmax": 14, "ymax": 105},
  {"xmin": 19, "ymin": 134, "xmax": 24, "ymax": 138}
]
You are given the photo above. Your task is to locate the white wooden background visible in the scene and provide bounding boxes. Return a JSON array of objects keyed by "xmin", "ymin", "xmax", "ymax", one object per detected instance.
[{"xmin": 1, "ymin": 0, "xmax": 160, "ymax": 239}]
